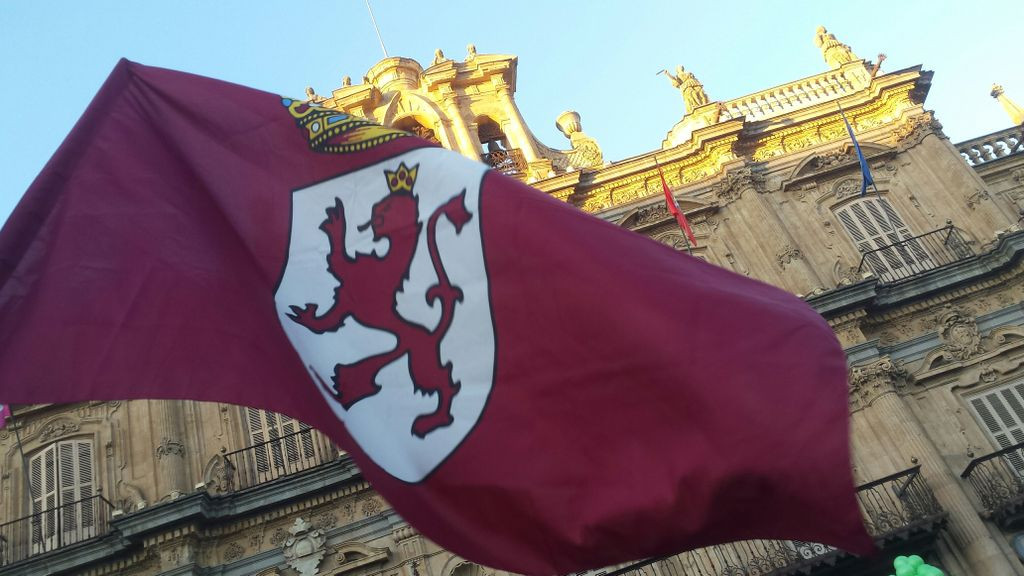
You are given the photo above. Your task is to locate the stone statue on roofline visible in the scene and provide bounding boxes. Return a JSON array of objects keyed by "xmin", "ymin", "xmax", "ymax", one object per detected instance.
[
  {"xmin": 660, "ymin": 65, "xmax": 709, "ymax": 115},
  {"xmin": 815, "ymin": 26, "xmax": 860, "ymax": 69},
  {"xmin": 432, "ymin": 49, "xmax": 447, "ymax": 66}
]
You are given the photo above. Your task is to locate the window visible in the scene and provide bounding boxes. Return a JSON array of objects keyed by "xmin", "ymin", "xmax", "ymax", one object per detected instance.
[
  {"xmin": 835, "ymin": 197, "xmax": 934, "ymax": 280},
  {"xmin": 244, "ymin": 408, "xmax": 317, "ymax": 474},
  {"xmin": 968, "ymin": 381, "xmax": 1024, "ymax": 470},
  {"xmin": 28, "ymin": 439, "xmax": 95, "ymax": 551}
]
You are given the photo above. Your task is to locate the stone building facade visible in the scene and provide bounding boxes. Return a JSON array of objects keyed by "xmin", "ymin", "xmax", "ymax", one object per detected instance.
[{"xmin": 2, "ymin": 29, "xmax": 1024, "ymax": 576}]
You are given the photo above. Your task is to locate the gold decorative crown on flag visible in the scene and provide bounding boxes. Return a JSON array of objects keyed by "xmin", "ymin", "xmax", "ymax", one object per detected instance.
[
  {"xmin": 385, "ymin": 162, "xmax": 418, "ymax": 195},
  {"xmin": 282, "ymin": 97, "xmax": 408, "ymax": 154}
]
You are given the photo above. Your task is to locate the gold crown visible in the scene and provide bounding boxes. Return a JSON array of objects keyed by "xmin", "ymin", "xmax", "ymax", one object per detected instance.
[
  {"xmin": 281, "ymin": 97, "xmax": 408, "ymax": 154},
  {"xmin": 385, "ymin": 163, "xmax": 418, "ymax": 194}
]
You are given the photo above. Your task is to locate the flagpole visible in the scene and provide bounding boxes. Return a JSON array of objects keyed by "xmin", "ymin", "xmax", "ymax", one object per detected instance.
[
  {"xmin": 364, "ymin": 0, "xmax": 389, "ymax": 59},
  {"xmin": 8, "ymin": 406, "xmax": 36, "ymax": 516},
  {"xmin": 836, "ymin": 102, "xmax": 877, "ymax": 198}
]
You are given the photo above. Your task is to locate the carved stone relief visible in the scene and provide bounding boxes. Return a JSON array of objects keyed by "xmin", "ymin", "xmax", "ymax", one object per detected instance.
[
  {"xmin": 632, "ymin": 204, "xmax": 671, "ymax": 228},
  {"xmin": 156, "ymin": 437, "xmax": 185, "ymax": 459},
  {"xmin": 849, "ymin": 357, "xmax": 910, "ymax": 411},
  {"xmin": 270, "ymin": 527, "xmax": 289, "ymax": 547},
  {"xmin": 776, "ymin": 245, "xmax": 802, "ymax": 269},
  {"xmin": 360, "ymin": 496, "xmax": 383, "ymax": 518},
  {"xmin": 223, "ymin": 541, "xmax": 245, "ymax": 563},
  {"xmin": 892, "ymin": 112, "xmax": 946, "ymax": 149},
  {"xmin": 713, "ymin": 167, "xmax": 764, "ymax": 202},
  {"xmin": 117, "ymin": 479, "xmax": 147, "ymax": 511},
  {"xmin": 283, "ymin": 518, "xmax": 327, "ymax": 576},
  {"xmin": 936, "ymin": 306, "xmax": 983, "ymax": 361},
  {"xmin": 966, "ymin": 189, "xmax": 992, "ymax": 210},
  {"xmin": 203, "ymin": 453, "xmax": 236, "ymax": 495},
  {"xmin": 313, "ymin": 512, "xmax": 338, "ymax": 531},
  {"xmin": 38, "ymin": 418, "xmax": 80, "ymax": 442},
  {"xmin": 832, "ymin": 177, "xmax": 860, "ymax": 200},
  {"xmin": 333, "ymin": 541, "xmax": 390, "ymax": 574},
  {"xmin": 655, "ymin": 232, "xmax": 692, "ymax": 252}
]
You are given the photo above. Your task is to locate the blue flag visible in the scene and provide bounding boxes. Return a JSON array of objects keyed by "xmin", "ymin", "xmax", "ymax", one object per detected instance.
[{"xmin": 839, "ymin": 106, "xmax": 875, "ymax": 196}]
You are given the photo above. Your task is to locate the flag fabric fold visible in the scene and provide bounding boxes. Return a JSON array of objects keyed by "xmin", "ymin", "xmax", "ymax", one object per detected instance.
[
  {"xmin": 0, "ymin": 60, "xmax": 872, "ymax": 575},
  {"xmin": 839, "ymin": 106, "xmax": 875, "ymax": 196},
  {"xmin": 658, "ymin": 163, "xmax": 698, "ymax": 247},
  {"xmin": 0, "ymin": 404, "xmax": 9, "ymax": 430}
]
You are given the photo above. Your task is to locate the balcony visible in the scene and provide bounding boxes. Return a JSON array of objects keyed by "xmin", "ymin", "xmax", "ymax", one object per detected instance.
[
  {"xmin": 222, "ymin": 427, "xmax": 341, "ymax": 492},
  {"xmin": 481, "ymin": 148, "xmax": 528, "ymax": 177},
  {"xmin": 961, "ymin": 440, "xmax": 1024, "ymax": 530},
  {"xmin": 602, "ymin": 467, "xmax": 945, "ymax": 576},
  {"xmin": 957, "ymin": 126, "xmax": 1024, "ymax": 167},
  {"xmin": 857, "ymin": 224, "xmax": 974, "ymax": 285},
  {"xmin": 0, "ymin": 495, "xmax": 115, "ymax": 567}
]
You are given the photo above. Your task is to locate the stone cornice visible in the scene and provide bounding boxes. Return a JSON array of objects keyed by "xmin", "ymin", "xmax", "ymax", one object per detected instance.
[
  {"xmin": 0, "ymin": 458, "xmax": 367, "ymax": 576},
  {"xmin": 808, "ymin": 230, "xmax": 1024, "ymax": 322}
]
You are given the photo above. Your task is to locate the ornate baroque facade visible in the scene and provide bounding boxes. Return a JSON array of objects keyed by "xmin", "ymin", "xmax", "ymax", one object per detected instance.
[{"xmin": 3, "ymin": 30, "xmax": 1024, "ymax": 576}]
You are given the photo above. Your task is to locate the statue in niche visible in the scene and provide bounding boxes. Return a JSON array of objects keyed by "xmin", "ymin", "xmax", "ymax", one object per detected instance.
[
  {"xmin": 814, "ymin": 26, "xmax": 859, "ymax": 69},
  {"xmin": 660, "ymin": 66, "xmax": 709, "ymax": 115}
]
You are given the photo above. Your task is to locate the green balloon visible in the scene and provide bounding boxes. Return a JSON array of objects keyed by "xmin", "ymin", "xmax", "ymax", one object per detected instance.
[{"xmin": 891, "ymin": 554, "xmax": 944, "ymax": 576}]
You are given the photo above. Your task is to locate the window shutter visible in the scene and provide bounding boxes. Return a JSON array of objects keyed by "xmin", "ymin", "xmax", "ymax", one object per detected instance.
[
  {"xmin": 245, "ymin": 410, "xmax": 318, "ymax": 466},
  {"xmin": 835, "ymin": 197, "xmax": 932, "ymax": 279},
  {"xmin": 27, "ymin": 439, "xmax": 95, "ymax": 548},
  {"xmin": 969, "ymin": 382, "xmax": 1024, "ymax": 471}
]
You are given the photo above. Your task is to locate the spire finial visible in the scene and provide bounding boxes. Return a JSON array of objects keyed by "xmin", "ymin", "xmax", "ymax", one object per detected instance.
[{"xmin": 992, "ymin": 84, "xmax": 1024, "ymax": 125}]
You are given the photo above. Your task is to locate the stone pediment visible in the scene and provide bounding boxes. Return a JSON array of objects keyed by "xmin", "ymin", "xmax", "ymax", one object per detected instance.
[
  {"xmin": 615, "ymin": 198, "xmax": 717, "ymax": 230},
  {"xmin": 332, "ymin": 541, "xmax": 390, "ymax": 574},
  {"xmin": 788, "ymin": 141, "xmax": 892, "ymax": 182}
]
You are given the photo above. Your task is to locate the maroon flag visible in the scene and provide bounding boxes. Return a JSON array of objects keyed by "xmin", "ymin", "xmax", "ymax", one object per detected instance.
[{"xmin": 0, "ymin": 61, "xmax": 872, "ymax": 574}]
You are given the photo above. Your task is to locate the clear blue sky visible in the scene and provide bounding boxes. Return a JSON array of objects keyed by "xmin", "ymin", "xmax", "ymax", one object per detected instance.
[{"xmin": 1, "ymin": 1, "xmax": 1019, "ymax": 225}]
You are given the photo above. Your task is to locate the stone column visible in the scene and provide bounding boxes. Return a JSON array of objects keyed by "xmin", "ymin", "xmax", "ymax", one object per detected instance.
[
  {"xmin": 151, "ymin": 399, "xmax": 188, "ymax": 499},
  {"xmin": 438, "ymin": 90, "xmax": 478, "ymax": 160},
  {"xmin": 850, "ymin": 357, "xmax": 1015, "ymax": 573},
  {"xmin": 493, "ymin": 83, "xmax": 539, "ymax": 163}
]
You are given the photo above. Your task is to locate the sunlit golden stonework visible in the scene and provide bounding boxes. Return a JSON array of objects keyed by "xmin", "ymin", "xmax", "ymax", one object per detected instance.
[{"xmin": 3, "ymin": 27, "xmax": 1024, "ymax": 576}]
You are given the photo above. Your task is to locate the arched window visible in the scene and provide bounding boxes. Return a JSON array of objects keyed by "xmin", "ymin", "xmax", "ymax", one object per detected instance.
[
  {"xmin": 394, "ymin": 116, "xmax": 440, "ymax": 145},
  {"xmin": 476, "ymin": 116, "xmax": 507, "ymax": 152},
  {"xmin": 476, "ymin": 116, "xmax": 526, "ymax": 177},
  {"xmin": 834, "ymin": 196, "xmax": 933, "ymax": 281},
  {"xmin": 28, "ymin": 439, "xmax": 96, "ymax": 551}
]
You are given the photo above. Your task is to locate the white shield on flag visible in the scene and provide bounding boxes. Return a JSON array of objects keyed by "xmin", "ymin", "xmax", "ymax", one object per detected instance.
[{"xmin": 274, "ymin": 148, "xmax": 495, "ymax": 482}]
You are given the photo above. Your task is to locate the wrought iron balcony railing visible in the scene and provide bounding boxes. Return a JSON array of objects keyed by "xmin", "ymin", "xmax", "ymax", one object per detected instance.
[
  {"xmin": 0, "ymin": 494, "xmax": 115, "ymax": 567},
  {"xmin": 957, "ymin": 126, "xmax": 1024, "ymax": 167},
  {"xmin": 481, "ymin": 148, "xmax": 528, "ymax": 177},
  {"xmin": 856, "ymin": 224, "xmax": 974, "ymax": 285},
  {"xmin": 602, "ymin": 467, "xmax": 944, "ymax": 576},
  {"xmin": 961, "ymin": 440, "xmax": 1024, "ymax": 529},
  {"xmin": 222, "ymin": 427, "xmax": 340, "ymax": 492}
]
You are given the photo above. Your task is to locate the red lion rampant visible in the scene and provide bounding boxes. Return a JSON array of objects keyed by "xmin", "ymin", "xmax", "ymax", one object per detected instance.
[{"xmin": 287, "ymin": 163, "xmax": 472, "ymax": 438}]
